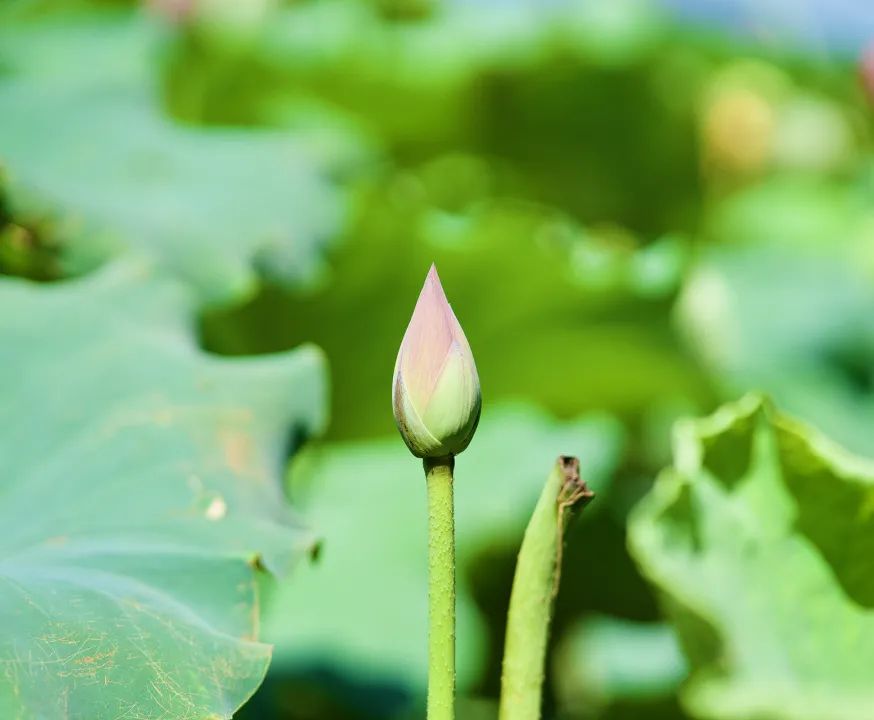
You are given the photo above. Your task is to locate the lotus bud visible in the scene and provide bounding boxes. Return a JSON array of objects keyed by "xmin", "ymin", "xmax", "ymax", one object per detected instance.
[
  {"xmin": 862, "ymin": 42, "xmax": 874, "ymax": 106},
  {"xmin": 392, "ymin": 264, "xmax": 481, "ymax": 459}
]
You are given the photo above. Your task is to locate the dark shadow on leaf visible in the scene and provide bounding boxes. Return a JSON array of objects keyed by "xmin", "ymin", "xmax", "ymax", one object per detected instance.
[
  {"xmin": 777, "ymin": 424, "xmax": 874, "ymax": 609},
  {"xmin": 238, "ymin": 664, "xmax": 415, "ymax": 720},
  {"xmin": 699, "ymin": 410, "xmax": 757, "ymax": 491}
]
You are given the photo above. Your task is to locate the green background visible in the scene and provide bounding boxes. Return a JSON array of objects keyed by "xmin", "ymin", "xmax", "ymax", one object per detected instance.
[{"xmin": 1, "ymin": 0, "xmax": 874, "ymax": 718}]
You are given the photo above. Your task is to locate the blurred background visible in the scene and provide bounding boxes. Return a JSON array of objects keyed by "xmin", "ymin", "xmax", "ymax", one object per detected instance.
[{"xmin": 2, "ymin": 0, "xmax": 874, "ymax": 718}]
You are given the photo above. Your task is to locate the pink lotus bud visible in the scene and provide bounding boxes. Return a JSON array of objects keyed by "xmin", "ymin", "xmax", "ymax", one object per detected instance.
[
  {"xmin": 392, "ymin": 265, "xmax": 481, "ymax": 459},
  {"xmin": 862, "ymin": 42, "xmax": 874, "ymax": 105}
]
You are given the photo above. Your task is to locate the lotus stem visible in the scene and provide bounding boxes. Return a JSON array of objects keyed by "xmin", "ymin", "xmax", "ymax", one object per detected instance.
[
  {"xmin": 425, "ymin": 455, "xmax": 456, "ymax": 720},
  {"xmin": 498, "ymin": 456, "xmax": 593, "ymax": 720}
]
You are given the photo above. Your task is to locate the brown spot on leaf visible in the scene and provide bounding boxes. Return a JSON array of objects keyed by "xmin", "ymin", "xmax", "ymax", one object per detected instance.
[{"xmin": 222, "ymin": 430, "xmax": 253, "ymax": 474}]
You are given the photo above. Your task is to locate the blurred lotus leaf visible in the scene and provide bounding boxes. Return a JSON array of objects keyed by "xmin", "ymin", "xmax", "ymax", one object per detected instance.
[
  {"xmin": 630, "ymin": 394, "xmax": 874, "ymax": 720},
  {"xmin": 553, "ymin": 616, "xmax": 688, "ymax": 714},
  {"xmin": 0, "ymin": 7, "xmax": 364, "ymax": 301},
  {"xmin": 677, "ymin": 178, "xmax": 874, "ymax": 456},
  {"xmin": 0, "ymin": 264, "xmax": 326, "ymax": 719},
  {"xmin": 166, "ymin": 0, "xmax": 698, "ymax": 238},
  {"xmin": 260, "ymin": 406, "xmax": 624, "ymax": 701}
]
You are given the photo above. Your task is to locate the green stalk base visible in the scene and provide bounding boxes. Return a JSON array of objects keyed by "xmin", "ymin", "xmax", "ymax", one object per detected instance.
[{"xmin": 425, "ymin": 456, "xmax": 456, "ymax": 720}]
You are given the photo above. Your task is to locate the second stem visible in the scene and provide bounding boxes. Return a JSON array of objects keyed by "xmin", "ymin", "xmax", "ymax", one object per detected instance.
[{"xmin": 425, "ymin": 456, "xmax": 456, "ymax": 720}]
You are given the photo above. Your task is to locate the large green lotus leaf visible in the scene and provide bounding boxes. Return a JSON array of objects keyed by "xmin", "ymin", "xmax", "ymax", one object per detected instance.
[
  {"xmin": 261, "ymin": 406, "xmax": 624, "ymax": 693},
  {"xmin": 0, "ymin": 263, "xmax": 326, "ymax": 719},
  {"xmin": 0, "ymin": 9, "xmax": 360, "ymax": 301},
  {"xmin": 677, "ymin": 178, "xmax": 874, "ymax": 456},
  {"xmin": 629, "ymin": 394, "xmax": 874, "ymax": 720}
]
